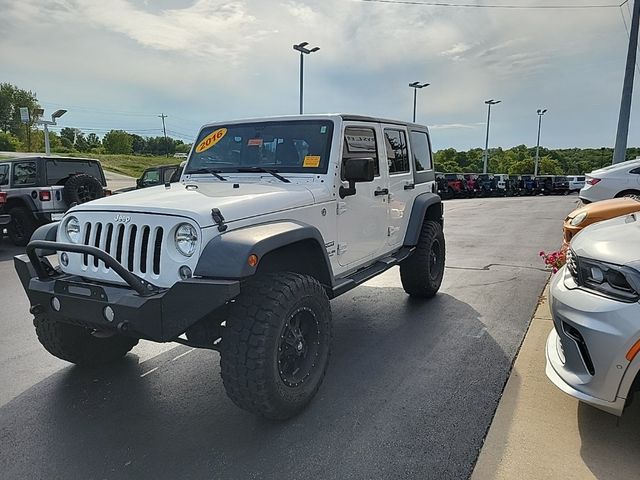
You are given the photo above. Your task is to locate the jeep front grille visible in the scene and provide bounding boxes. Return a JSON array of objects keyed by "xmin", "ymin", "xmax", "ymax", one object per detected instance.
[{"xmin": 81, "ymin": 221, "xmax": 164, "ymax": 276}]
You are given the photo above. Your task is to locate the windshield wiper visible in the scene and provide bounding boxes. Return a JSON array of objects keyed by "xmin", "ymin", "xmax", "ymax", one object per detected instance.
[
  {"xmin": 185, "ymin": 168, "xmax": 227, "ymax": 181},
  {"xmin": 235, "ymin": 167, "xmax": 290, "ymax": 183}
]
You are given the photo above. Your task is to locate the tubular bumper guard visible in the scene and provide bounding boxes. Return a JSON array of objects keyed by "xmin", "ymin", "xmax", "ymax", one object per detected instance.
[{"xmin": 15, "ymin": 240, "xmax": 240, "ymax": 342}]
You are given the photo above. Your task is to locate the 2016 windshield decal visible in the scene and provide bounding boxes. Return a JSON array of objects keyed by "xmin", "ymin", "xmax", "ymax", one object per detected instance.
[{"xmin": 195, "ymin": 128, "xmax": 227, "ymax": 153}]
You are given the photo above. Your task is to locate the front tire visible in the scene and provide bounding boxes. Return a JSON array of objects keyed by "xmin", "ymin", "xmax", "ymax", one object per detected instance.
[
  {"xmin": 220, "ymin": 273, "xmax": 332, "ymax": 420},
  {"xmin": 34, "ymin": 315, "xmax": 138, "ymax": 366},
  {"xmin": 400, "ymin": 220, "xmax": 446, "ymax": 298}
]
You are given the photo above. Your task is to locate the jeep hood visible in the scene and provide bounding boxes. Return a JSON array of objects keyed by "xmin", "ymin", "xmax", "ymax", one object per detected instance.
[
  {"xmin": 70, "ymin": 182, "xmax": 317, "ymax": 227},
  {"xmin": 572, "ymin": 213, "xmax": 640, "ymax": 268}
]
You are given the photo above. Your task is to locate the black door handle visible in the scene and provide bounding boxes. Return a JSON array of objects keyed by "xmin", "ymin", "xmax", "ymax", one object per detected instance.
[
  {"xmin": 374, "ymin": 188, "xmax": 389, "ymax": 196},
  {"xmin": 404, "ymin": 183, "xmax": 415, "ymax": 190}
]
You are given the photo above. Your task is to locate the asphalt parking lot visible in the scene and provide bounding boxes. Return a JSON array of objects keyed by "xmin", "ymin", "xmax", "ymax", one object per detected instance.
[{"xmin": 0, "ymin": 195, "xmax": 577, "ymax": 480}]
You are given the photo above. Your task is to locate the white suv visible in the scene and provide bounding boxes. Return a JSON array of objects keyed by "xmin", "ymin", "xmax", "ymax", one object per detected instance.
[
  {"xmin": 567, "ymin": 175, "xmax": 585, "ymax": 193},
  {"xmin": 15, "ymin": 114, "xmax": 445, "ymax": 420},
  {"xmin": 580, "ymin": 159, "xmax": 640, "ymax": 203}
]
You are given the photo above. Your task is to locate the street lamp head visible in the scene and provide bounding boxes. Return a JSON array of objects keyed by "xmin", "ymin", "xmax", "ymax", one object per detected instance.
[
  {"xmin": 537, "ymin": 108, "xmax": 547, "ymax": 115},
  {"xmin": 293, "ymin": 41, "xmax": 319, "ymax": 54},
  {"xmin": 485, "ymin": 99, "xmax": 501, "ymax": 105},
  {"xmin": 52, "ymin": 109, "xmax": 67, "ymax": 119},
  {"xmin": 409, "ymin": 82, "xmax": 430, "ymax": 89}
]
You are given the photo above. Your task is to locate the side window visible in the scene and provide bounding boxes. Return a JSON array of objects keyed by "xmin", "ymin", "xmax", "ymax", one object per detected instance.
[
  {"xmin": 630, "ymin": 168, "xmax": 640, "ymax": 174},
  {"xmin": 163, "ymin": 168, "xmax": 177, "ymax": 183},
  {"xmin": 13, "ymin": 161, "xmax": 36, "ymax": 186},
  {"xmin": 384, "ymin": 129, "xmax": 410, "ymax": 175},
  {"xmin": 409, "ymin": 131, "xmax": 432, "ymax": 171},
  {"xmin": 142, "ymin": 169, "xmax": 160, "ymax": 185},
  {"xmin": 343, "ymin": 127, "xmax": 380, "ymax": 177},
  {"xmin": 0, "ymin": 164, "xmax": 9, "ymax": 185}
]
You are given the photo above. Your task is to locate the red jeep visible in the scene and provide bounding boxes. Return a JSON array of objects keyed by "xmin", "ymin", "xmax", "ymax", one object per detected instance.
[{"xmin": 444, "ymin": 173, "xmax": 468, "ymax": 198}]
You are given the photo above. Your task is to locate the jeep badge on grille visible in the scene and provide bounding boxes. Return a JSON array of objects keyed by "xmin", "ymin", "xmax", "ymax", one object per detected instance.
[{"xmin": 114, "ymin": 214, "xmax": 131, "ymax": 223}]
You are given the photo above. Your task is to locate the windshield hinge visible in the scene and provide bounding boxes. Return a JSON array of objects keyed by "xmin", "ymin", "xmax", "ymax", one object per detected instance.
[{"xmin": 211, "ymin": 208, "xmax": 228, "ymax": 232}]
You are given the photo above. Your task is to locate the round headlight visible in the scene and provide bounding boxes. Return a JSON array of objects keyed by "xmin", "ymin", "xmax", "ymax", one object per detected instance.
[
  {"xmin": 175, "ymin": 223, "xmax": 198, "ymax": 257},
  {"xmin": 65, "ymin": 216, "xmax": 81, "ymax": 243},
  {"xmin": 570, "ymin": 211, "xmax": 588, "ymax": 226}
]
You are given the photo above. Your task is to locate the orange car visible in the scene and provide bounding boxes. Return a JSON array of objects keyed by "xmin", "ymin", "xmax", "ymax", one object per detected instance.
[{"xmin": 563, "ymin": 196, "xmax": 640, "ymax": 245}]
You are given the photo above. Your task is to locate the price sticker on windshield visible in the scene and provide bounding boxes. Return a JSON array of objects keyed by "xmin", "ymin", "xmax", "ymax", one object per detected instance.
[
  {"xmin": 303, "ymin": 155, "xmax": 321, "ymax": 167},
  {"xmin": 196, "ymin": 128, "xmax": 227, "ymax": 153}
]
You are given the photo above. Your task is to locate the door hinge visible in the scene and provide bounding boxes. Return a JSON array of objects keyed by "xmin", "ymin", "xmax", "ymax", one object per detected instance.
[
  {"xmin": 387, "ymin": 226, "xmax": 400, "ymax": 237},
  {"xmin": 337, "ymin": 202, "xmax": 347, "ymax": 215},
  {"xmin": 337, "ymin": 243, "xmax": 348, "ymax": 255}
]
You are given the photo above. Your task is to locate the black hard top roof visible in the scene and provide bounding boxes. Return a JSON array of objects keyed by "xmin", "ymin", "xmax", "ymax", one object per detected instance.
[
  {"xmin": 339, "ymin": 114, "xmax": 428, "ymax": 129},
  {"xmin": 0, "ymin": 156, "xmax": 101, "ymax": 162}
]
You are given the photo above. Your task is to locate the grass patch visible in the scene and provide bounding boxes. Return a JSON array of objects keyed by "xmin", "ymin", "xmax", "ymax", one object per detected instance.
[{"xmin": 67, "ymin": 153, "xmax": 180, "ymax": 178}]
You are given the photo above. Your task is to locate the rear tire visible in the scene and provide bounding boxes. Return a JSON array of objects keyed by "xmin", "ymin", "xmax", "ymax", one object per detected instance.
[
  {"xmin": 616, "ymin": 189, "xmax": 640, "ymax": 199},
  {"xmin": 400, "ymin": 220, "xmax": 446, "ymax": 298},
  {"xmin": 8, "ymin": 206, "xmax": 37, "ymax": 246},
  {"xmin": 220, "ymin": 273, "xmax": 332, "ymax": 420},
  {"xmin": 62, "ymin": 173, "xmax": 104, "ymax": 205},
  {"xmin": 34, "ymin": 315, "xmax": 138, "ymax": 366}
]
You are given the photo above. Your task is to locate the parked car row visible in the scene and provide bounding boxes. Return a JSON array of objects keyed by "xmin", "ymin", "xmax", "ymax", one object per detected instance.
[
  {"xmin": 548, "ymin": 179, "xmax": 640, "ymax": 417},
  {"xmin": 436, "ymin": 173, "xmax": 584, "ymax": 199}
]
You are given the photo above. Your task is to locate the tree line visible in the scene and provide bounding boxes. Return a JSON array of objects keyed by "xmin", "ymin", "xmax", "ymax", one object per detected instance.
[
  {"xmin": 434, "ymin": 145, "xmax": 640, "ymax": 175},
  {"xmin": 0, "ymin": 83, "xmax": 191, "ymax": 156},
  {"xmin": 2, "ymin": 82, "xmax": 639, "ymax": 172}
]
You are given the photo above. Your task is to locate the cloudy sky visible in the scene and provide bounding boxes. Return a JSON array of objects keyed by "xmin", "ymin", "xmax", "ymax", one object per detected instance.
[{"xmin": 1, "ymin": 0, "xmax": 638, "ymax": 150}]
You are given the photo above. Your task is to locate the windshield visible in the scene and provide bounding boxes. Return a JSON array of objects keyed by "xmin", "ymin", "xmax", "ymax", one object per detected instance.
[{"xmin": 186, "ymin": 120, "xmax": 334, "ymax": 175}]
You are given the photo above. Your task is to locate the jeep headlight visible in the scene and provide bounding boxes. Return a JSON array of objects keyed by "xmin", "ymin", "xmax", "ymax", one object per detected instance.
[
  {"xmin": 65, "ymin": 216, "xmax": 81, "ymax": 243},
  {"xmin": 175, "ymin": 223, "xmax": 198, "ymax": 257},
  {"xmin": 570, "ymin": 211, "xmax": 587, "ymax": 226}
]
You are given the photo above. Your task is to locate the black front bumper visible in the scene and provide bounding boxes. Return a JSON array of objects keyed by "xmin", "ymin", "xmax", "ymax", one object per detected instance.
[{"xmin": 15, "ymin": 241, "xmax": 240, "ymax": 342}]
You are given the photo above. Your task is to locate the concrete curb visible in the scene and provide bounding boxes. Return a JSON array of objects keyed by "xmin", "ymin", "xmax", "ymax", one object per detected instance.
[{"xmin": 471, "ymin": 279, "xmax": 640, "ymax": 480}]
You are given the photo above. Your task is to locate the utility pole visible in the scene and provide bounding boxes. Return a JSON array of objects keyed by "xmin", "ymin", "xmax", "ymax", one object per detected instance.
[
  {"xmin": 482, "ymin": 99, "xmax": 501, "ymax": 174},
  {"xmin": 293, "ymin": 42, "xmax": 320, "ymax": 115},
  {"xmin": 613, "ymin": 0, "xmax": 640, "ymax": 164},
  {"xmin": 409, "ymin": 82, "xmax": 430, "ymax": 123},
  {"xmin": 159, "ymin": 113, "xmax": 169, "ymax": 157},
  {"xmin": 534, "ymin": 109, "xmax": 547, "ymax": 176}
]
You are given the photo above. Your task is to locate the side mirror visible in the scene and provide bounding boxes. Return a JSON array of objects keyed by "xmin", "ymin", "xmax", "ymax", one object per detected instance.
[
  {"xmin": 136, "ymin": 178, "xmax": 142, "ymax": 188},
  {"xmin": 340, "ymin": 157, "xmax": 375, "ymax": 198}
]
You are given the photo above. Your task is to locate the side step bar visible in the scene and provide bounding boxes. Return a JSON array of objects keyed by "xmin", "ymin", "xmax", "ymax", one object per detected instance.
[{"xmin": 329, "ymin": 247, "xmax": 414, "ymax": 298}]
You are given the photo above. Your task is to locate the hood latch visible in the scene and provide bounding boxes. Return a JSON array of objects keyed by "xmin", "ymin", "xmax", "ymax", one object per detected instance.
[{"xmin": 211, "ymin": 208, "xmax": 228, "ymax": 232}]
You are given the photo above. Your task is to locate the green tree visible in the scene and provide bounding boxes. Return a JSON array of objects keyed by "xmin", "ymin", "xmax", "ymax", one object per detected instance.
[
  {"xmin": 86, "ymin": 133, "xmax": 101, "ymax": 149},
  {"xmin": 103, "ymin": 130, "xmax": 133, "ymax": 154},
  {"xmin": 0, "ymin": 132, "xmax": 22, "ymax": 151},
  {"xmin": 0, "ymin": 83, "xmax": 41, "ymax": 149},
  {"xmin": 60, "ymin": 127, "xmax": 76, "ymax": 145}
]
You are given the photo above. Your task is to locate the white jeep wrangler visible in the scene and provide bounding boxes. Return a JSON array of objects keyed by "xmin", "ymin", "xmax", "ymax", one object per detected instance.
[{"xmin": 16, "ymin": 114, "xmax": 445, "ymax": 419}]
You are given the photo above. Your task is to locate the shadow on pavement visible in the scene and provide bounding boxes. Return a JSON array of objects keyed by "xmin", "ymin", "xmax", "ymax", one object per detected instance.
[
  {"xmin": 0, "ymin": 288, "xmax": 513, "ymax": 480},
  {"xmin": 578, "ymin": 398, "xmax": 640, "ymax": 479}
]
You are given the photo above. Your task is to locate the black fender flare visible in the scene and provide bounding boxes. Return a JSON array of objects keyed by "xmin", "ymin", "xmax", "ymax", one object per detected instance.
[
  {"xmin": 30, "ymin": 221, "xmax": 60, "ymax": 256},
  {"xmin": 6, "ymin": 193, "xmax": 37, "ymax": 212},
  {"xmin": 194, "ymin": 221, "xmax": 335, "ymax": 287},
  {"xmin": 403, "ymin": 193, "xmax": 443, "ymax": 246}
]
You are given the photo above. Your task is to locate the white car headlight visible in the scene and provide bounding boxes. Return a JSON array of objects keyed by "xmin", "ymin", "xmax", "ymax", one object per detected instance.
[
  {"xmin": 175, "ymin": 223, "xmax": 198, "ymax": 257},
  {"xmin": 65, "ymin": 216, "xmax": 81, "ymax": 243},
  {"xmin": 570, "ymin": 211, "xmax": 587, "ymax": 226}
]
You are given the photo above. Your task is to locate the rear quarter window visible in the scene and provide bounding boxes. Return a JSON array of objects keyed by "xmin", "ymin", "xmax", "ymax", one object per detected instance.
[{"xmin": 46, "ymin": 160, "xmax": 104, "ymax": 186}]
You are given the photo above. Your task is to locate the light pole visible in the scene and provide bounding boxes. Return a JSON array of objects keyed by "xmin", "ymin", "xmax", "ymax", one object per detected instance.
[
  {"xmin": 35, "ymin": 108, "xmax": 67, "ymax": 155},
  {"xmin": 409, "ymin": 82, "xmax": 430, "ymax": 123},
  {"xmin": 482, "ymin": 99, "xmax": 501, "ymax": 174},
  {"xmin": 293, "ymin": 41, "xmax": 320, "ymax": 115},
  {"xmin": 534, "ymin": 109, "xmax": 547, "ymax": 176},
  {"xmin": 612, "ymin": 0, "xmax": 640, "ymax": 164}
]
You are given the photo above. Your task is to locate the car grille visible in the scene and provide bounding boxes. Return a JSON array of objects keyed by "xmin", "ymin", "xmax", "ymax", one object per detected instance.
[{"xmin": 81, "ymin": 221, "xmax": 164, "ymax": 276}]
